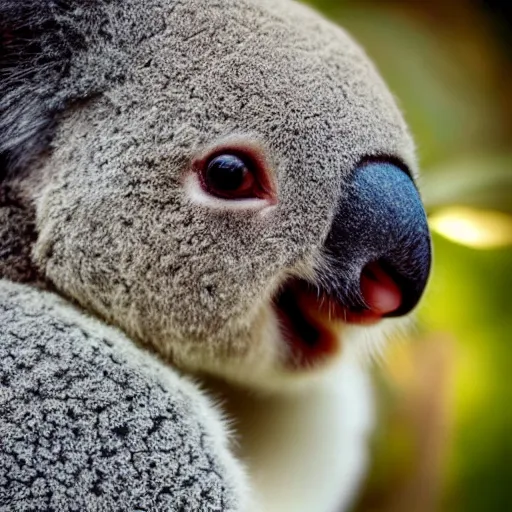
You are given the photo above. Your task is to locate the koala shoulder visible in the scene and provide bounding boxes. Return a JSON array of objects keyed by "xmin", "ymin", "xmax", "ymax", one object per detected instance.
[{"xmin": 0, "ymin": 280, "xmax": 248, "ymax": 512}]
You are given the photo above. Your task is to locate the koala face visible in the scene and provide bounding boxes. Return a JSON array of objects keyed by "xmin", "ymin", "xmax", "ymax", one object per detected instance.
[{"xmin": 2, "ymin": 0, "xmax": 430, "ymax": 388}]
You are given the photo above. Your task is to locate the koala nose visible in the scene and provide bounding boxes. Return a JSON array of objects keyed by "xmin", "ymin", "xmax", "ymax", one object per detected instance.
[{"xmin": 322, "ymin": 161, "xmax": 431, "ymax": 318}]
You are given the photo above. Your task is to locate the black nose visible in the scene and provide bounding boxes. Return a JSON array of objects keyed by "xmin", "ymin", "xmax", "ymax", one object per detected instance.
[{"xmin": 321, "ymin": 161, "xmax": 431, "ymax": 317}]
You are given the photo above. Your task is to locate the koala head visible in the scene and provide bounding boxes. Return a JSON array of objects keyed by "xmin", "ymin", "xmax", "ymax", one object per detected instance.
[{"xmin": 0, "ymin": 0, "xmax": 430, "ymax": 389}]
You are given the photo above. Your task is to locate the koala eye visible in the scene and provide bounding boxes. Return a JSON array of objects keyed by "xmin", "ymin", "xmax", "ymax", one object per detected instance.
[
  {"xmin": 204, "ymin": 154, "xmax": 255, "ymax": 199},
  {"xmin": 188, "ymin": 141, "xmax": 277, "ymax": 209}
]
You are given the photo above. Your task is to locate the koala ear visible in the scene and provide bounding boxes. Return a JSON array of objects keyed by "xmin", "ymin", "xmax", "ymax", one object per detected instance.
[
  {"xmin": 0, "ymin": 1, "xmax": 77, "ymax": 282},
  {"xmin": 0, "ymin": 1, "xmax": 77, "ymax": 180}
]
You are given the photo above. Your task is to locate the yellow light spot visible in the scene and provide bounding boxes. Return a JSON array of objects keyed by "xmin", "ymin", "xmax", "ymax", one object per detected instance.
[{"xmin": 430, "ymin": 206, "xmax": 512, "ymax": 249}]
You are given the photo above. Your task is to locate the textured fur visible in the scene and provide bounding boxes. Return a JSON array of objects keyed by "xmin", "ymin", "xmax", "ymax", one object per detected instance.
[
  {"xmin": 0, "ymin": 279, "xmax": 247, "ymax": 511},
  {"xmin": 0, "ymin": 0, "xmax": 430, "ymax": 511}
]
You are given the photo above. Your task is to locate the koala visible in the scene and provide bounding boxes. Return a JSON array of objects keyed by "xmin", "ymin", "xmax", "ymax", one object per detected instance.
[{"xmin": 0, "ymin": 0, "xmax": 431, "ymax": 511}]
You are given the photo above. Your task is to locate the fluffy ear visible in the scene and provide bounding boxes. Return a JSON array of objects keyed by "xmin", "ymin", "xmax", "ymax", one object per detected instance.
[
  {"xmin": 0, "ymin": 1, "xmax": 84, "ymax": 283},
  {"xmin": 0, "ymin": 2, "xmax": 65, "ymax": 282},
  {"xmin": 0, "ymin": 1, "xmax": 79, "ymax": 179},
  {"xmin": 0, "ymin": 0, "xmax": 164, "ymax": 180},
  {"xmin": 0, "ymin": 2, "xmax": 105, "ymax": 283}
]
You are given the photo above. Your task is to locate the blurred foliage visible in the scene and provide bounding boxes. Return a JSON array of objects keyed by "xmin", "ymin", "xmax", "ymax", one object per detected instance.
[{"xmin": 303, "ymin": 1, "xmax": 512, "ymax": 511}]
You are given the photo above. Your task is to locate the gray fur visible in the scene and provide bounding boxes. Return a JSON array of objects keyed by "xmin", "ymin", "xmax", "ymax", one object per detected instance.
[
  {"xmin": 0, "ymin": 183, "xmax": 39, "ymax": 283},
  {"xmin": 0, "ymin": 279, "xmax": 246, "ymax": 511}
]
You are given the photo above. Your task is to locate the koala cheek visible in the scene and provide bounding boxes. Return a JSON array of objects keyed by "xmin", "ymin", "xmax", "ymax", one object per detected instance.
[{"xmin": 31, "ymin": 181, "xmax": 270, "ymax": 364}]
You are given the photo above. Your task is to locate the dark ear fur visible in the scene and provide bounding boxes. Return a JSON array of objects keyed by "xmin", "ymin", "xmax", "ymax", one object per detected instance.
[
  {"xmin": 0, "ymin": 0, "xmax": 83, "ymax": 180},
  {"xmin": 0, "ymin": 1, "xmax": 89, "ymax": 283},
  {"xmin": 0, "ymin": 0, "xmax": 155, "ymax": 282},
  {"xmin": 0, "ymin": 0, "xmax": 149, "ymax": 179}
]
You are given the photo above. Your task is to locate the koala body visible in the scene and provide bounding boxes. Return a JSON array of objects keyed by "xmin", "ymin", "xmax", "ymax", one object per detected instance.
[
  {"xmin": 0, "ymin": 0, "xmax": 431, "ymax": 511},
  {"xmin": 0, "ymin": 280, "xmax": 247, "ymax": 511}
]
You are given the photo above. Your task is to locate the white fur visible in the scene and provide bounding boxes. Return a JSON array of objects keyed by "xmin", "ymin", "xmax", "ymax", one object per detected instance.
[{"xmin": 203, "ymin": 343, "xmax": 376, "ymax": 512}]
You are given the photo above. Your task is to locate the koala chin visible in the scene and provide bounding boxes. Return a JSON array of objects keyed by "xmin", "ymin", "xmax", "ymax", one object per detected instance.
[{"xmin": 0, "ymin": 0, "xmax": 431, "ymax": 511}]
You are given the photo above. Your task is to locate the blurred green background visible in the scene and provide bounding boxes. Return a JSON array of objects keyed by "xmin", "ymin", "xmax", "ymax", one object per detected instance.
[{"xmin": 303, "ymin": 1, "xmax": 512, "ymax": 511}]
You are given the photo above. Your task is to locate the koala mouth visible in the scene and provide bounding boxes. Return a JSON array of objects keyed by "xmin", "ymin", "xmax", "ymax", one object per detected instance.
[{"xmin": 273, "ymin": 263, "xmax": 402, "ymax": 368}]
